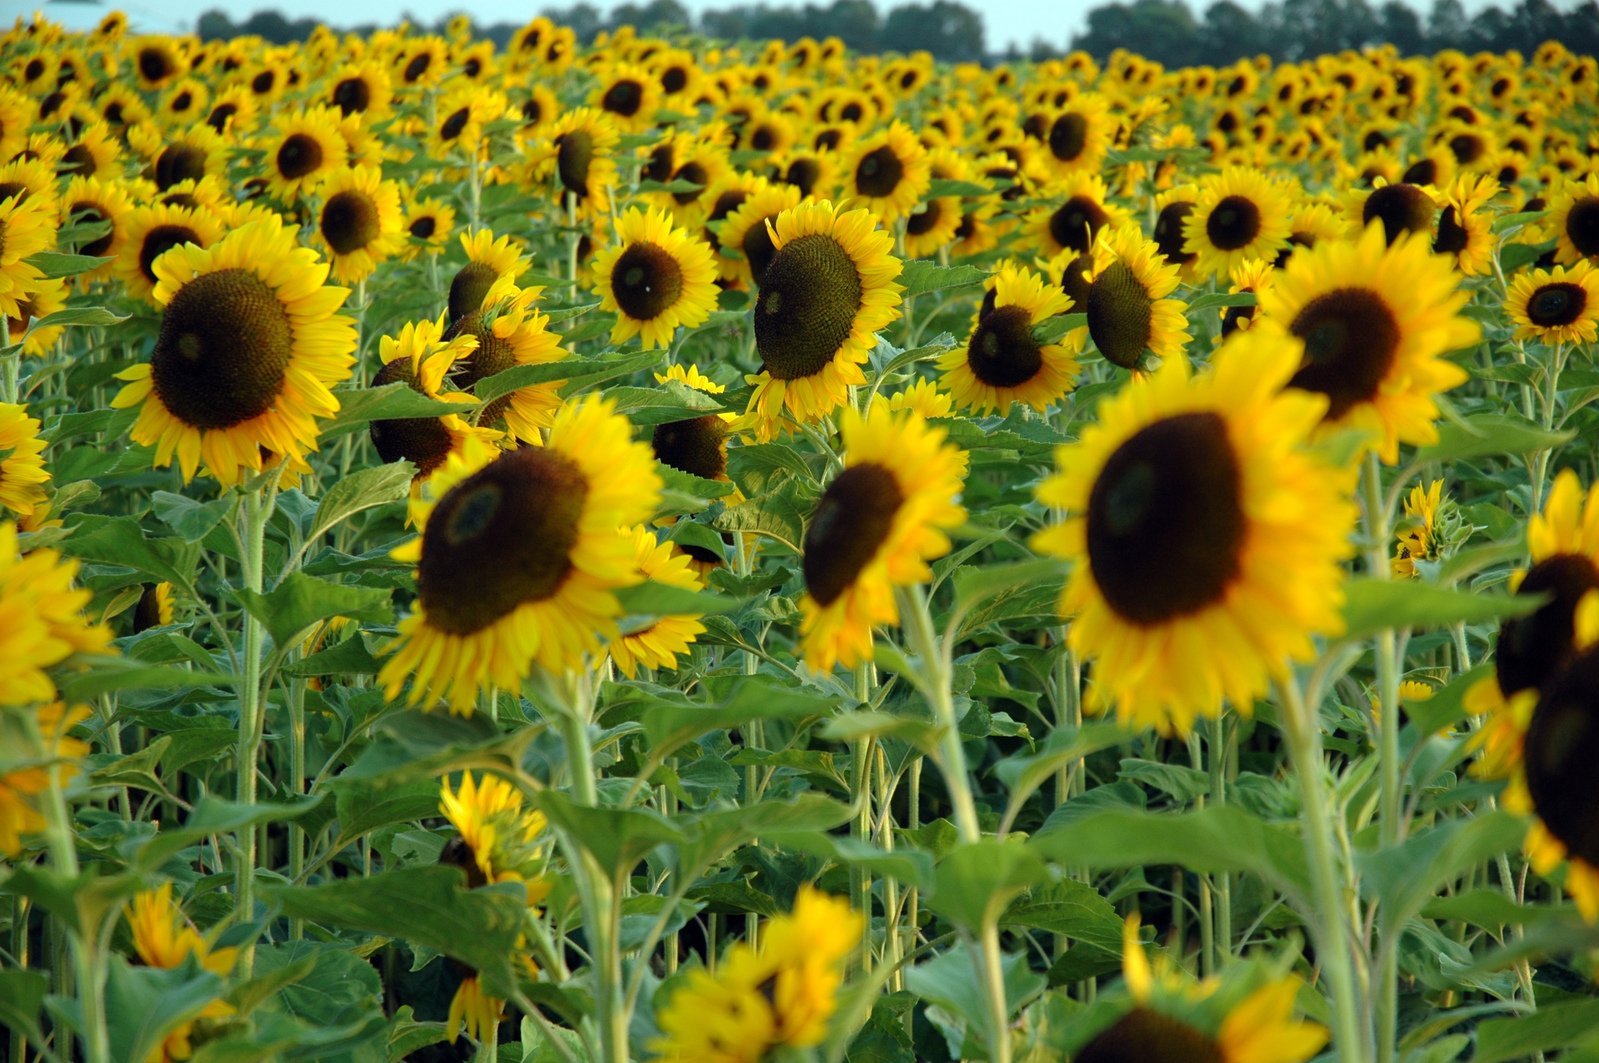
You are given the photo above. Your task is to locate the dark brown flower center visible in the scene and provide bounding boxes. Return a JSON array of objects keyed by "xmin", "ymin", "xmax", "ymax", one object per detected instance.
[
  {"xmin": 1076, "ymin": 1007, "xmax": 1226, "ymax": 1063},
  {"xmin": 369, "ymin": 357, "xmax": 456, "ymax": 476},
  {"xmin": 331, "ymin": 76, "xmax": 371, "ymax": 115},
  {"xmin": 1434, "ymin": 206, "xmax": 1469, "ymax": 255},
  {"xmin": 277, "ymin": 133, "xmax": 324, "ymax": 181},
  {"xmin": 1566, "ymin": 198, "xmax": 1599, "ymax": 257},
  {"xmin": 803, "ymin": 463, "xmax": 903, "ymax": 606},
  {"xmin": 322, "ymin": 190, "xmax": 380, "ymax": 255},
  {"xmin": 207, "ymin": 103, "xmax": 237, "ymax": 133},
  {"xmin": 907, "ymin": 200, "xmax": 944, "ymax": 237},
  {"xmin": 1363, "ymin": 183, "xmax": 1435, "ymax": 245},
  {"xmin": 1287, "ymin": 288, "xmax": 1402, "ymax": 420},
  {"xmin": 754, "ymin": 233, "xmax": 862, "ymax": 380},
  {"xmin": 856, "ymin": 145, "xmax": 905, "ymax": 198},
  {"xmin": 671, "ymin": 162, "xmax": 707, "ymax": 205},
  {"xmin": 1206, "ymin": 194, "xmax": 1263, "ymax": 251},
  {"xmin": 1153, "ymin": 201, "xmax": 1196, "ymax": 266},
  {"xmin": 785, "ymin": 156, "xmax": 822, "ymax": 197},
  {"xmin": 444, "ymin": 311, "xmax": 516, "ymax": 424},
  {"xmin": 410, "ymin": 214, "xmax": 438, "ymax": 239},
  {"xmin": 602, "ymin": 79, "xmax": 645, "ymax": 117},
  {"xmin": 1049, "ymin": 112, "xmax": 1089, "ymax": 162},
  {"xmin": 662, "ymin": 66, "xmax": 687, "ymax": 94},
  {"xmin": 440, "ymin": 107, "xmax": 470, "ymax": 143},
  {"xmin": 556, "ymin": 130, "xmax": 595, "ymax": 199},
  {"xmin": 150, "ymin": 268, "xmax": 293, "ymax": 430},
  {"xmin": 1496, "ymin": 553, "xmax": 1599, "ymax": 696},
  {"xmin": 1401, "ymin": 157, "xmax": 1438, "ymax": 185},
  {"xmin": 154, "ymin": 144, "xmax": 207, "ymax": 190},
  {"xmin": 741, "ymin": 216, "xmax": 781, "ymax": 286},
  {"xmin": 418, "ymin": 448, "xmax": 588, "ymax": 635},
  {"xmin": 1527, "ymin": 282, "xmax": 1587, "ymax": 328},
  {"xmin": 138, "ymin": 47, "xmax": 173, "ymax": 84},
  {"xmin": 1524, "ymin": 645, "xmax": 1599, "ymax": 868},
  {"xmin": 138, "ymin": 224, "xmax": 202, "ymax": 284},
  {"xmin": 1087, "ymin": 412, "xmax": 1245, "ymax": 625},
  {"xmin": 612, "ymin": 242, "xmax": 685, "ymax": 321},
  {"xmin": 652, "ymin": 415, "xmax": 728, "ymax": 480},
  {"xmin": 1086, "ymin": 261, "xmax": 1153, "ymax": 369},
  {"xmin": 448, "ymin": 263, "xmax": 500, "ymax": 323},
  {"xmin": 132, "ymin": 584, "xmax": 168, "ymax": 633},
  {"xmin": 967, "ymin": 304, "xmax": 1044, "ymax": 388},
  {"xmin": 1049, "ymin": 195, "xmax": 1107, "ymax": 254},
  {"xmin": 403, "ymin": 52, "xmax": 431, "ymax": 84},
  {"xmin": 251, "ymin": 70, "xmax": 275, "ymax": 95}
]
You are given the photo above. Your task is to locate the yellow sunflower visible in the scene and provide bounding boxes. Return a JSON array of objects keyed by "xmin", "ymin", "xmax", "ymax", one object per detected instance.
[
  {"xmin": 1, "ymin": 703, "xmax": 90, "ymax": 856},
  {"xmin": 1151, "ymin": 185, "xmax": 1200, "ymax": 275},
  {"xmin": 262, "ymin": 106, "xmax": 348, "ymax": 201},
  {"xmin": 1506, "ymin": 260, "xmax": 1599, "ymax": 346},
  {"xmin": 313, "ymin": 165, "xmax": 403, "ymax": 285},
  {"xmin": 714, "ymin": 180, "xmax": 801, "ymax": 289},
  {"xmin": 839, "ymin": 122, "xmax": 930, "ymax": 224},
  {"xmin": 447, "ymin": 229, "xmax": 529, "ymax": 324},
  {"xmin": 1391, "ymin": 479, "xmax": 1445, "ymax": 579},
  {"xmin": 1433, "ymin": 173, "xmax": 1500, "ymax": 276},
  {"xmin": 1348, "ymin": 178, "xmax": 1438, "ymax": 246},
  {"xmin": 431, "ymin": 85, "xmax": 506, "ymax": 161},
  {"xmin": 799, "ymin": 405, "xmax": 966, "ymax": 673},
  {"xmin": 1256, "ymin": 223, "xmax": 1478, "ymax": 463},
  {"xmin": 125, "ymin": 883, "xmax": 238, "ymax": 1063},
  {"xmin": 379, "ymin": 402, "xmax": 660, "ymax": 714},
  {"xmin": 1033, "ymin": 327, "xmax": 1356, "ymax": 737},
  {"xmin": 0, "ymin": 403, "xmax": 48, "ymax": 519},
  {"xmin": 0, "ymin": 194, "xmax": 53, "ymax": 319},
  {"xmin": 1038, "ymin": 92, "xmax": 1114, "ymax": 176},
  {"xmin": 1183, "ymin": 166, "xmax": 1293, "ymax": 279},
  {"xmin": 111, "ymin": 217, "xmax": 358, "ymax": 487},
  {"xmin": 1547, "ymin": 172, "xmax": 1599, "ymax": 265},
  {"xmin": 6, "ymin": 276, "xmax": 68, "ymax": 357},
  {"xmin": 128, "ymin": 36, "xmax": 182, "ymax": 91},
  {"xmin": 132, "ymin": 582, "xmax": 176, "ymax": 633},
  {"xmin": 1084, "ymin": 225, "xmax": 1191, "ymax": 371},
  {"xmin": 369, "ymin": 318, "xmax": 498, "ymax": 498},
  {"xmin": 651, "ymin": 364, "xmax": 741, "ymax": 488},
  {"xmin": 746, "ymin": 201, "xmax": 902, "ymax": 441},
  {"xmin": 402, "ymin": 196, "xmax": 456, "ymax": 260},
  {"xmin": 590, "ymin": 62, "xmax": 662, "ymax": 132},
  {"xmin": 591, "ymin": 206, "xmax": 719, "ymax": 350},
  {"xmin": 536, "ymin": 107, "xmax": 620, "ymax": 216},
  {"xmin": 901, "ymin": 148, "xmax": 970, "ymax": 260},
  {"xmin": 939, "ymin": 263, "xmax": 1082, "ymax": 415},
  {"xmin": 324, "ymin": 60, "xmax": 393, "ymax": 119},
  {"xmin": 444, "ymin": 282, "xmax": 567, "ymax": 443},
  {"xmin": 609, "ymin": 525, "xmax": 707, "ymax": 679},
  {"xmin": 1028, "ymin": 172, "xmax": 1128, "ymax": 258}
]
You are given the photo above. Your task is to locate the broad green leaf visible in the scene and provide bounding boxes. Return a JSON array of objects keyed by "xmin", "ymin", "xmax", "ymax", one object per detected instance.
[
  {"xmin": 28, "ymin": 306, "xmax": 128, "ymax": 330},
  {"xmin": 28, "ymin": 251, "xmax": 114, "ymax": 278},
  {"xmin": 282, "ymin": 633, "xmax": 381, "ymax": 678},
  {"xmin": 64, "ymin": 514, "xmax": 201, "ymax": 589},
  {"xmin": 150, "ymin": 490, "xmax": 233, "ymax": 544},
  {"xmin": 1031, "ymin": 806, "xmax": 1312, "ymax": 904},
  {"xmin": 905, "ymin": 944, "xmax": 1045, "ymax": 1052},
  {"xmin": 672, "ymin": 795, "xmax": 851, "ymax": 878},
  {"xmin": 636, "ymin": 674, "xmax": 833, "ymax": 752},
  {"xmin": 1340, "ymin": 579, "xmax": 1544, "ymax": 640},
  {"xmin": 57, "ymin": 657, "xmax": 233, "ymax": 702},
  {"xmin": 1473, "ymin": 1000, "xmax": 1599, "ymax": 1063},
  {"xmin": 531, "ymin": 790, "xmax": 686, "ymax": 881},
  {"xmin": 235, "ymin": 572, "xmax": 392, "ymax": 647},
  {"xmin": 1414, "ymin": 412, "xmax": 1574, "ymax": 464},
  {"xmin": 952, "ymin": 558, "xmax": 1068, "ymax": 636},
  {"xmin": 136, "ymin": 797, "xmax": 325, "ymax": 870},
  {"xmin": 900, "ymin": 261, "xmax": 987, "ymax": 296},
  {"xmin": 105, "ymin": 955, "xmax": 224, "ymax": 1063},
  {"xmin": 607, "ymin": 381, "xmax": 725, "ymax": 424},
  {"xmin": 616, "ymin": 580, "xmax": 743, "ymax": 619},
  {"xmin": 0, "ymin": 969, "xmax": 47, "ymax": 1042},
  {"xmin": 1359, "ymin": 810, "xmax": 1524, "ymax": 930},
  {"xmin": 306, "ymin": 461, "xmax": 415, "ymax": 545},
  {"xmin": 930, "ymin": 839, "xmax": 1050, "ymax": 933},
  {"xmin": 927, "ymin": 178, "xmax": 996, "ymax": 198},
  {"xmin": 321, "ymin": 384, "xmax": 471, "ymax": 439},
  {"xmin": 1185, "ymin": 291, "xmax": 1256, "ymax": 313},
  {"xmin": 1031, "ymin": 312, "xmax": 1088, "ymax": 345},
  {"xmin": 266, "ymin": 867, "xmax": 527, "ymax": 997},
  {"xmin": 331, "ymin": 779, "xmax": 441, "ymax": 842},
  {"xmin": 764, "ymin": 831, "xmax": 934, "ymax": 890},
  {"xmin": 1003, "ymin": 881, "xmax": 1125, "ymax": 983}
]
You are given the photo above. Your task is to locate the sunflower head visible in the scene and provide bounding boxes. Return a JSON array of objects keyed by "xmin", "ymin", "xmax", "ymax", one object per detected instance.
[
  {"xmin": 1507, "ymin": 260, "xmax": 1599, "ymax": 346},
  {"xmin": 941, "ymin": 263, "xmax": 1081, "ymax": 415},
  {"xmin": 592, "ymin": 206, "xmax": 720, "ymax": 350},
  {"xmin": 1084, "ymin": 225, "xmax": 1190, "ymax": 371}
]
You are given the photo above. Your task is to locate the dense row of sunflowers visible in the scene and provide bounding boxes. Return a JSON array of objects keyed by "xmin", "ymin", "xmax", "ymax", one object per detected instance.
[{"xmin": 2, "ymin": 6, "xmax": 1599, "ymax": 1061}]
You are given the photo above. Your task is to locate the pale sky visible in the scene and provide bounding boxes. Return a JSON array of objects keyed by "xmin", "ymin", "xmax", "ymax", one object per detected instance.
[{"xmin": 23, "ymin": 0, "xmax": 1549, "ymax": 53}]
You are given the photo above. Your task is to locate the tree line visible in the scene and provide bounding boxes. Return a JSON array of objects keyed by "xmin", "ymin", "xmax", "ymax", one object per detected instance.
[{"xmin": 196, "ymin": 0, "xmax": 1597, "ymax": 64}]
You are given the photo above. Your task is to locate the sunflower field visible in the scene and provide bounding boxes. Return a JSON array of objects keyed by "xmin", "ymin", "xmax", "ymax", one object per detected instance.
[{"xmin": 5, "ymin": 8, "xmax": 1599, "ymax": 1062}]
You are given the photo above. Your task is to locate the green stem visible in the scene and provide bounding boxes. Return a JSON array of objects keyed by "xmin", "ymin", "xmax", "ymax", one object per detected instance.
[
  {"xmin": 1279, "ymin": 675, "xmax": 1369, "ymax": 1063},
  {"xmin": 234, "ymin": 479, "xmax": 276, "ymax": 974},
  {"xmin": 1, "ymin": 314, "xmax": 17, "ymax": 404}
]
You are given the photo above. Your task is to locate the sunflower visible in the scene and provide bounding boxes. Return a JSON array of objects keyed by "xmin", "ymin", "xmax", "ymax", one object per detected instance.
[
  {"xmin": 132, "ymin": 582, "xmax": 176, "ymax": 633},
  {"xmin": 262, "ymin": 106, "xmax": 348, "ymax": 201},
  {"xmin": 1277, "ymin": 200, "xmax": 1344, "ymax": 267},
  {"xmin": 839, "ymin": 122, "xmax": 930, "ymax": 224},
  {"xmin": 651, "ymin": 364, "xmax": 740, "ymax": 488},
  {"xmin": 0, "ymin": 702, "xmax": 89, "ymax": 858},
  {"xmin": 940, "ymin": 264, "xmax": 1082, "ymax": 415},
  {"xmin": 0, "ymin": 194, "xmax": 53, "ymax": 320},
  {"xmin": 798, "ymin": 405, "xmax": 965, "ymax": 673},
  {"xmin": 1028, "ymin": 172, "xmax": 1127, "ymax": 258},
  {"xmin": 447, "ymin": 229, "xmax": 529, "ymax": 324},
  {"xmin": 1151, "ymin": 186, "xmax": 1200, "ymax": 274},
  {"xmin": 0, "ymin": 157, "xmax": 60, "ymax": 217},
  {"xmin": 0, "ymin": 86, "xmax": 32, "ymax": 161},
  {"xmin": 203, "ymin": 85, "xmax": 257, "ymax": 136},
  {"xmin": 1432, "ymin": 173, "xmax": 1499, "ymax": 276},
  {"xmin": 445, "ymin": 282, "xmax": 566, "ymax": 442},
  {"xmin": 714, "ymin": 180, "xmax": 801, "ymax": 289},
  {"xmin": 1349, "ymin": 179, "xmax": 1438, "ymax": 246},
  {"xmin": 56, "ymin": 121, "xmax": 121, "ymax": 182},
  {"xmin": 128, "ymin": 36, "xmax": 182, "ymax": 91},
  {"xmin": 1219, "ymin": 258, "xmax": 1274, "ymax": 339},
  {"xmin": 659, "ymin": 138, "xmax": 734, "ymax": 227},
  {"xmin": 370, "ymin": 318, "xmax": 498, "ymax": 497},
  {"xmin": 901, "ymin": 148, "xmax": 969, "ymax": 260},
  {"xmin": 394, "ymin": 35, "xmax": 450, "ymax": 88},
  {"xmin": 745, "ymin": 201, "xmax": 902, "ymax": 441},
  {"xmin": 653, "ymin": 886, "xmax": 862, "ymax": 1063},
  {"xmin": 609, "ymin": 525, "xmax": 707, "ymax": 679},
  {"xmin": 0, "ymin": 403, "xmax": 48, "ymax": 520},
  {"xmin": 1038, "ymin": 92, "xmax": 1113, "ymax": 176},
  {"xmin": 125, "ymin": 883, "xmax": 238, "ymax": 1062},
  {"xmin": 378, "ymin": 400, "xmax": 661, "ymax": 715},
  {"xmin": 869, "ymin": 377, "xmax": 956, "ymax": 419},
  {"xmin": 591, "ymin": 62, "xmax": 662, "ymax": 132},
  {"xmin": 111, "ymin": 217, "xmax": 357, "ymax": 487},
  {"xmin": 591, "ymin": 206, "xmax": 719, "ymax": 350},
  {"xmin": 403, "ymin": 197, "xmax": 456, "ymax": 260},
  {"xmin": 134, "ymin": 125, "xmax": 229, "ymax": 195},
  {"xmin": 314, "ymin": 165, "xmax": 402, "ymax": 285},
  {"xmin": 1084, "ymin": 225, "xmax": 1191, "ymax": 371},
  {"xmin": 324, "ymin": 60, "xmax": 393, "ymax": 119},
  {"xmin": 439, "ymin": 771, "xmax": 550, "ymax": 891},
  {"xmin": 537, "ymin": 108, "xmax": 620, "ymax": 216},
  {"xmin": 1072, "ymin": 916, "xmax": 1328, "ymax": 1063},
  {"xmin": 1392, "ymin": 479, "xmax": 1445, "ymax": 579},
  {"xmin": 6, "ymin": 276, "xmax": 67, "ymax": 357},
  {"xmin": 1183, "ymin": 167, "xmax": 1292, "ymax": 280},
  {"xmin": 1506, "ymin": 260, "xmax": 1599, "ymax": 346},
  {"xmin": 1256, "ymin": 223, "xmax": 1477, "ymax": 463},
  {"xmin": 1547, "ymin": 172, "xmax": 1599, "ymax": 265},
  {"xmin": 1033, "ymin": 327, "xmax": 1356, "ymax": 737},
  {"xmin": 431, "ymin": 85, "xmax": 506, "ymax": 160},
  {"xmin": 157, "ymin": 78, "xmax": 208, "ymax": 126}
]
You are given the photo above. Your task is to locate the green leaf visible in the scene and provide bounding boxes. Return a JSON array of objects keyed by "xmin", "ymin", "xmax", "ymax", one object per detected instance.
[
  {"xmin": 674, "ymin": 794, "xmax": 852, "ymax": 877},
  {"xmin": 1414, "ymin": 413, "xmax": 1574, "ymax": 464},
  {"xmin": 927, "ymin": 178, "xmax": 995, "ymax": 198},
  {"xmin": 28, "ymin": 306, "xmax": 129, "ymax": 330},
  {"xmin": 64, "ymin": 514, "xmax": 201, "ymax": 589},
  {"xmin": 473, "ymin": 351, "xmax": 660, "ymax": 404},
  {"xmin": 57, "ymin": 657, "xmax": 233, "ymax": 702},
  {"xmin": 636, "ymin": 675, "xmax": 832, "ymax": 752},
  {"xmin": 27, "ymin": 250, "xmax": 114, "ymax": 278},
  {"xmin": 1003, "ymin": 881, "xmax": 1125, "ymax": 983},
  {"xmin": 1184, "ymin": 291, "xmax": 1256, "ymax": 313},
  {"xmin": 1359, "ymin": 811, "xmax": 1524, "ymax": 930},
  {"xmin": 150, "ymin": 490, "xmax": 233, "ymax": 544},
  {"xmin": 0, "ymin": 969, "xmax": 47, "ymax": 1042},
  {"xmin": 321, "ymin": 384, "xmax": 472, "ymax": 439},
  {"xmin": 332, "ymin": 779, "xmax": 441, "ymax": 841},
  {"xmin": 952, "ymin": 558, "xmax": 1068, "ymax": 635},
  {"xmin": 905, "ymin": 943, "xmax": 1044, "ymax": 1052},
  {"xmin": 616, "ymin": 581, "xmax": 742, "ymax": 619},
  {"xmin": 136, "ymin": 796, "xmax": 326, "ymax": 870},
  {"xmin": 1339, "ymin": 579, "xmax": 1544, "ymax": 640},
  {"xmin": 105, "ymin": 955, "xmax": 224, "ymax": 1063},
  {"xmin": 1030, "ymin": 806, "xmax": 1311, "ymax": 904},
  {"xmin": 636, "ymin": 178, "xmax": 705, "ymax": 194},
  {"xmin": 1031, "ymin": 312, "xmax": 1088, "ymax": 345},
  {"xmin": 235, "ymin": 572, "xmax": 392, "ymax": 647},
  {"xmin": 531, "ymin": 790, "xmax": 686, "ymax": 881},
  {"xmin": 608, "ymin": 381, "xmax": 725, "ymax": 424},
  {"xmin": 266, "ymin": 867, "xmax": 528, "ymax": 998},
  {"xmin": 1473, "ymin": 1000, "xmax": 1599, "ymax": 1063},
  {"xmin": 307, "ymin": 461, "xmax": 415, "ymax": 545},
  {"xmin": 283, "ymin": 633, "xmax": 381, "ymax": 678},
  {"xmin": 764, "ymin": 831, "xmax": 934, "ymax": 890},
  {"xmin": 930, "ymin": 839, "xmax": 1050, "ymax": 933},
  {"xmin": 900, "ymin": 261, "xmax": 987, "ymax": 296}
]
